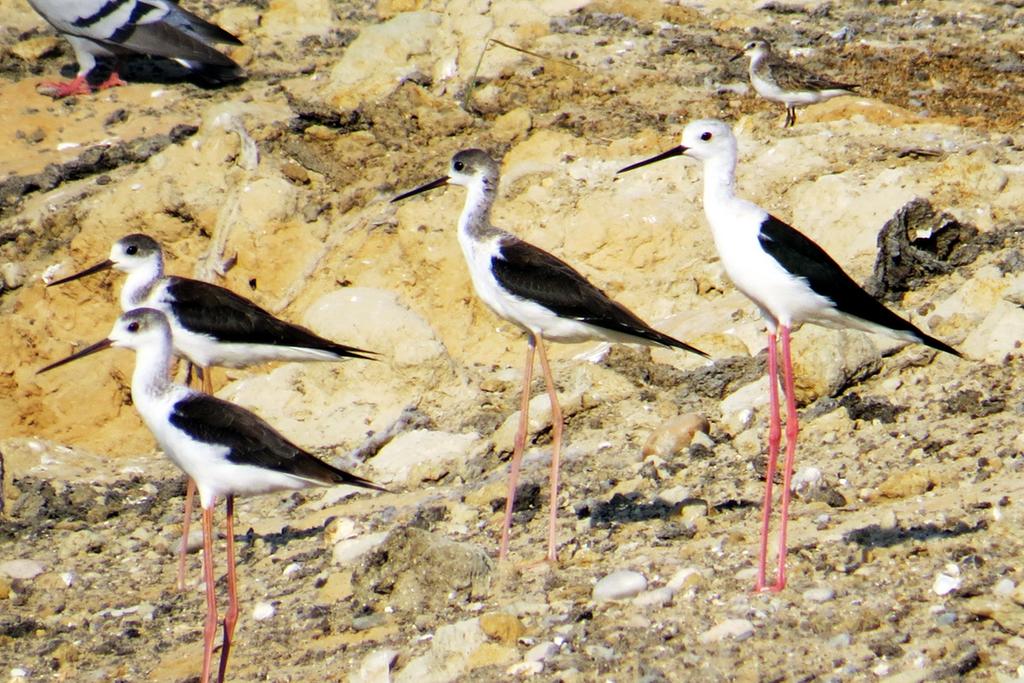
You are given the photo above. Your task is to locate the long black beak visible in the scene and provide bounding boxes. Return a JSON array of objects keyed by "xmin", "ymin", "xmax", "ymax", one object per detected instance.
[
  {"xmin": 37, "ymin": 338, "xmax": 114, "ymax": 374},
  {"xmin": 729, "ymin": 52, "xmax": 744, "ymax": 62},
  {"xmin": 617, "ymin": 145, "xmax": 688, "ymax": 174},
  {"xmin": 47, "ymin": 259, "xmax": 114, "ymax": 287},
  {"xmin": 391, "ymin": 176, "xmax": 450, "ymax": 203}
]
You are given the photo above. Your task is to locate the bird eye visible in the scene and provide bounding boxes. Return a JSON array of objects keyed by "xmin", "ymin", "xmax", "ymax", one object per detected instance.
[
  {"xmin": 700, "ymin": 131, "xmax": 713, "ymax": 141},
  {"xmin": 453, "ymin": 160, "xmax": 465, "ymax": 171},
  {"xmin": 126, "ymin": 245, "xmax": 138, "ymax": 255},
  {"xmin": 127, "ymin": 322, "xmax": 140, "ymax": 332}
]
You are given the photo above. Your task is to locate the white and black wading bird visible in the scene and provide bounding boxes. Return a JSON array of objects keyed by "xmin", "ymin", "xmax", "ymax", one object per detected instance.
[
  {"xmin": 733, "ymin": 39, "xmax": 858, "ymax": 128},
  {"xmin": 393, "ymin": 149, "xmax": 708, "ymax": 564},
  {"xmin": 47, "ymin": 233, "xmax": 375, "ymax": 591},
  {"xmin": 619, "ymin": 119, "xmax": 961, "ymax": 592},
  {"xmin": 38, "ymin": 308, "xmax": 385, "ymax": 683},
  {"xmin": 27, "ymin": 0, "xmax": 243, "ymax": 97}
]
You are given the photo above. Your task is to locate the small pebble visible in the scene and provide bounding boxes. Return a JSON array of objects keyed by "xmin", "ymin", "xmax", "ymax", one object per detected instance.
[
  {"xmin": 641, "ymin": 413, "xmax": 710, "ymax": 459},
  {"xmin": 633, "ymin": 586, "xmax": 675, "ymax": 608},
  {"xmin": 699, "ymin": 618, "xmax": 754, "ymax": 643},
  {"xmin": 524, "ymin": 641, "xmax": 558, "ymax": 663},
  {"xmin": 802, "ymin": 586, "xmax": 835, "ymax": 603},
  {"xmin": 993, "ymin": 578, "xmax": 1015, "ymax": 597},
  {"xmin": 933, "ymin": 573, "xmax": 962, "ymax": 596},
  {"xmin": 827, "ymin": 633, "xmax": 852, "ymax": 648},
  {"xmin": 0, "ymin": 560, "xmax": 46, "ymax": 580},
  {"xmin": 657, "ymin": 485, "xmax": 691, "ymax": 505},
  {"xmin": 667, "ymin": 568, "xmax": 702, "ymax": 591},
  {"xmin": 593, "ymin": 570, "xmax": 647, "ymax": 601},
  {"xmin": 252, "ymin": 602, "xmax": 275, "ymax": 621}
]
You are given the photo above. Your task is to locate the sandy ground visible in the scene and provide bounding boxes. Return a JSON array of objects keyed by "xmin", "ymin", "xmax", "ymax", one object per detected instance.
[{"xmin": 3, "ymin": 0, "xmax": 1024, "ymax": 681}]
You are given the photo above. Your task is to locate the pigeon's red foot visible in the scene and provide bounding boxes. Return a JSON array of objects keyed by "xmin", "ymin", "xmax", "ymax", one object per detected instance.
[{"xmin": 37, "ymin": 75, "xmax": 91, "ymax": 98}]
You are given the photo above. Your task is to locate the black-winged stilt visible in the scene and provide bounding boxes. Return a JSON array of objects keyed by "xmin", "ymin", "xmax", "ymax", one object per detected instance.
[
  {"xmin": 619, "ymin": 119, "xmax": 960, "ymax": 591},
  {"xmin": 393, "ymin": 149, "xmax": 708, "ymax": 563}
]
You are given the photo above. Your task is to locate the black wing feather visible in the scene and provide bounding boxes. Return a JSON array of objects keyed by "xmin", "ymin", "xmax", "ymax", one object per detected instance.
[
  {"xmin": 758, "ymin": 215, "xmax": 960, "ymax": 356},
  {"xmin": 169, "ymin": 394, "xmax": 385, "ymax": 491},
  {"xmin": 165, "ymin": 277, "xmax": 376, "ymax": 360},
  {"xmin": 490, "ymin": 237, "xmax": 707, "ymax": 357}
]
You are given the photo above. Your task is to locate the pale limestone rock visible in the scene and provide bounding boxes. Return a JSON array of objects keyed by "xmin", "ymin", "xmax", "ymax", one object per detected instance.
[
  {"xmin": 641, "ymin": 413, "xmax": 710, "ymax": 459},
  {"xmin": 962, "ymin": 298, "xmax": 1024, "ymax": 362},
  {"xmin": 370, "ymin": 429, "xmax": 480, "ymax": 485},
  {"xmin": 305, "ymin": 287, "xmax": 446, "ymax": 367},
  {"xmin": 720, "ymin": 377, "xmax": 770, "ymax": 435},
  {"xmin": 350, "ymin": 649, "xmax": 399, "ymax": 683},
  {"xmin": 593, "ymin": 569, "xmax": 647, "ymax": 601},
  {"xmin": 326, "ymin": 12, "xmax": 442, "ymax": 110},
  {"xmin": 699, "ymin": 618, "xmax": 754, "ymax": 643},
  {"xmin": 0, "ymin": 559, "xmax": 46, "ymax": 580},
  {"xmin": 790, "ymin": 327, "xmax": 882, "ymax": 404},
  {"xmin": 393, "ymin": 618, "xmax": 488, "ymax": 683},
  {"xmin": 333, "ymin": 532, "xmax": 388, "ymax": 565}
]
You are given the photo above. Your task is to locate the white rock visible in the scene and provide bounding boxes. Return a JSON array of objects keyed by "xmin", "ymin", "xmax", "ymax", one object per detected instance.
[
  {"xmin": 699, "ymin": 618, "xmax": 755, "ymax": 643},
  {"xmin": 1, "ymin": 262, "xmax": 26, "ymax": 289},
  {"xmin": 252, "ymin": 602, "xmax": 275, "ymax": 621},
  {"xmin": 933, "ymin": 573, "xmax": 962, "ymax": 596},
  {"xmin": 333, "ymin": 532, "xmax": 388, "ymax": 565},
  {"xmin": 657, "ymin": 486, "xmax": 691, "ymax": 505},
  {"xmin": 667, "ymin": 568, "xmax": 702, "ymax": 592},
  {"xmin": 370, "ymin": 430, "xmax": 480, "ymax": 485},
  {"xmin": 524, "ymin": 641, "xmax": 558, "ymax": 663},
  {"xmin": 792, "ymin": 467, "xmax": 823, "ymax": 494},
  {"xmin": 632, "ymin": 586, "xmax": 675, "ymax": 608},
  {"xmin": 802, "ymin": 586, "xmax": 835, "ymax": 603},
  {"xmin": 0, "ymin": 559, "xmax": 46, "ymax": 580},
  {"xmin": 720, "ymin": 378, "xmax": 770, "ymax": 434},
  {"xmin": 994, "ymin": 578, "xmax": 1016, "ymax": 597},
  {"xmin": 325, "ymin": 12, "xmax": 442, "ymax": 110},
  {"xmin": 505, "ymin": 661, "xmax": 543, "ymax": 676},
  {"xmin": 349, "ymin": 649, "xmax": 399, "ymax": 683},
  {"xmin": 394, "ymin": 618, "xmax": 487, "ymax": 683},
  {"xmin": 593, "ymin": 570, "xmax": 647, "ymax": 602}
]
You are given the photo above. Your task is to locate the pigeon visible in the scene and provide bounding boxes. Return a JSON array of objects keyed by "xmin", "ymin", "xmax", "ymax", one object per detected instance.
[{"xmin": 27, "ymin": 0, "xmax": 244, "ymax": 98}]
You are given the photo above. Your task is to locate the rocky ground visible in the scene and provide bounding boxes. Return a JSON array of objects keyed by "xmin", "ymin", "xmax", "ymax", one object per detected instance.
[{"xmin": 3, "ymin": 0, "xmax": 1024, "ymax": 681}]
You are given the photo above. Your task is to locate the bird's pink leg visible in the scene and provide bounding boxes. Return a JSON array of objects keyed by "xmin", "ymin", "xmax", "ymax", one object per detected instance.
[
  {"xmin": 97, "ymin": 70, "xmax": 127, "ymax": 90},
  {"xmin": 498, "ymin": 337, "xmax": 537, "ymax": 560},
  {"xmin": 216, "ymin": 496, "xmax": 238, "ymax": 683},
  {"xmin": 176, "ymin": 365, "xmax": 210, "ymax": 590},
  {"xmin": 177, "ymin": 479, "xmax": 196, "ymax": 591},
  {"xmin": 770, "ymin": 325, "xmax": 800, "ymax": 592},
  {"xmin": 200, "ymin": 502, "xmax": 218, "ymax": 683},
  {"xmin": 535, "ymin": 338, "xmax": 563, "ymax": 563},
  {"xmin": 755, "ymin": 330, "xmax": 781, "ymax": 592},
  {"xmin": 37, "ymin": 75, "xmax": 92, "ymax": 98}
]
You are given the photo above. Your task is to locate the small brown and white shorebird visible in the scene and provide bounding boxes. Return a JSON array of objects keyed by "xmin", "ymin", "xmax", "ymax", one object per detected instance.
[
  {"xmin": 38, "ymin": 308, "xmax": 385, "ymax": 683},
  {"xmin": 26, "ymin": 0, "xmax": 244, "ymax": 98},
  {"xmin": 619, "ymin": 120, "xmax": 961, "ymax": 591},
  {"xmin": 47, "ymin": 234, "xmax": 375, "ymax": 590},
  {"xmin": 393, "ymin": 149, "xmax": 708, "ymax": 563},
  {"xmin": 733, "ymin": 39, "xmax": 858, "ymax": 128}
]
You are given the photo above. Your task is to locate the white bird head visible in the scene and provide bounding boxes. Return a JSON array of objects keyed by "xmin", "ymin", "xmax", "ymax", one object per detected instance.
[
  {"xmin": 37, "ymin": 308, "xmax": 171, "ymax": 374},
  {"xmin": 617, "ymin": 119, "xmax": 737, "ymax": 174}
]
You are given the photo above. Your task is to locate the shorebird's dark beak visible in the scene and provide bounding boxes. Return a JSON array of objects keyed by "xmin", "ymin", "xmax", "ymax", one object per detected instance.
[
  {"xmin": 729, "ymin": 52, "xmax": 744, "ymax": 62},
  {"xmin": 391, "ymin": 176, "xmax": 450, "ymax": 203},
  {"xmin": 37, "ymin": 338, "xmax": 114, "ymax": 374},
  {"xmin": 618, "ymin": 145, "xmax": 688, "ymax": 174},
  {"xmin": 46, "ymin": 258, "xmax": 115, "ymax": 287}
]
